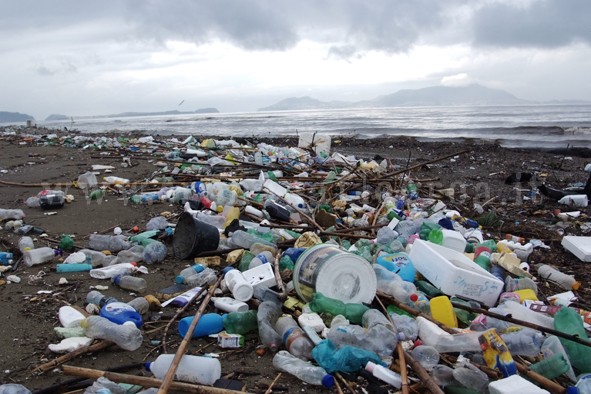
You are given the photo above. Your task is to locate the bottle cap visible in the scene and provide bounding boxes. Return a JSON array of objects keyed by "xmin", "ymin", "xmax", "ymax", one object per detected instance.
[
  {"xmin": 175, "ymin": 275, "xmax": 185, "ymax": 284},
  {"xmin": 144, "ymin": 362, "xmax": 152, "ymax": 371},
  {"xmin": 365, "ymin": 361, "xmax": 376, "ymax": 373},
  {"xmin": 112, "ymin": 275, "xmax": 122, "ymax": 285},
  {"xmin": 322, "ymin": 374, "xmax": 335, "ymax": 388}
]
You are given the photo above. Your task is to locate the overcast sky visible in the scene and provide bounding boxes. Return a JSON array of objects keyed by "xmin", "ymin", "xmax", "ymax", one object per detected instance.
[{"xmin": 1, "ymin": 0, "xmax": 590, "ymax": 119}]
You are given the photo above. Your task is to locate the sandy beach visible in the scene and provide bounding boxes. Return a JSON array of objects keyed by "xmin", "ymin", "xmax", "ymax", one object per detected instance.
[{"xmin": 0, "ymin": 127, "xmax": 590, "ymax": 393}]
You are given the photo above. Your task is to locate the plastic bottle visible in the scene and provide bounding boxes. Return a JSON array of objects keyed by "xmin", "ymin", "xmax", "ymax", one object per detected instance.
[
  {"xmin": 17, "ymin": 236, "xmax": 34, "ymax": 253},
  {"xmin": 284, "ymin": 192, "xmax": 307, "ymax": 210},
  {"xmin": 229, "ymin": 229, "xmax": 276, "ymax": 250},
  {"xmin": 23, "ymin": 247, "xmax": 61, "ymax": 267},
  {"xmin": 178, "ymin": 313, "xmax": 224, "ymax": 338},
  {"xmin": 554, "ymin": 307, "xmax": 591, "ymax": 373},
  {"xmin": 0, "ymin": 209, "xmax": 25, "ymax": 220},
  {"xmin": 81, "ymin": 315, "xmax": 143, "ymax": 351},
  {"xmin": 308, "ymin": 292, "xmax": 369, "ymax": 325},
  {"xmin": 275, "ymin": 315, "xmax": 314, "ymax": 360},
  {"xmin": 128, "ymin": 297, "xmax": 150, "ymax": 315},
  {"xmin": 37, "ymin": 189, "xmax": 65, "ymax": 209},
  {"xmin": 452, "ymin": 365, "xmax": 490, "ymax": 392},
  {"xmin": 223, "ymin": 310, "xmax": 258, "ymax": 335},
  {"xmin": 248, "ymin": 251, "xmax": 274, "ymax": 270},
  {"xmin": 541, "ymin": 335, "xmax": 577, "ymax": 382},
  {"xmin": 142, "ymin": 241, "xmax": 167, "ymax": 264},
  {"xmin": 373, "ymin": 264, "xmax": 417, "ymax": 303},
  {"xmin": 327, "ymin": 320, "xmax": 398, "ymax": 358},
  {"xmin": 529, "ymin": 353, "xmax": 571, "ymax": 380},
  {"xmin": 537, "ymin": 264, "xmax": 581, "ymax": 291},
  {"xmin": 77, "ymin": 248, "xmax": 112, "ymax": 267},
  {"xmin": 375, "ymin": 252, "xmax": 416, "ymax": 282},
  {"xmin": 500, "ymin": 328, "xmax": 544, "ymax": 357},
  {"xmin": 257, "ymin": 299, "xmax": 282, "ymax": 352},
  {"xmin": 58, "ymin": 305, "xmax": 86, "ymax": 328},
  {"xmin": 56, "ymin": 263, "xmax": 92, "ymax": 273},
  {"xmin": 112, "ymin": 275, "xmax": 147, "ymax": 293},
  {"xmin": 473, "ymin": 246, "xmax": 492, "ymax": 271},
  {"xmin": 89, "ymin": 262, "xmax": 138, "ymax": 280},
  {"xmin": 497, "ymin": 239, "xmax": 534, "ymax": 261},
  {"xmin": 88, "ymin": 234, "xmax": 130, "ymax": 253},
  {"xmin": 146, "ymin": 354, "xmax": 221, "ymax": 385},
  {"xmin": 86, "ymin": 290, "xmax": 119, "ymax": 307},
  {"xmin": 100, "ymin": 301, "xmax": 143, "ymax": 327},
  {"xmin": 223, "ymin": 269, "xmax": 253, "ymax": 302},
  {"xmin": 411, "ymin": 345, "xmax": 440, "ymax": 371},
  {"xmin": 184, "ymin": 268, "xmax": 217, "ymax": 288},
  {"xmin": 177, "ymin": 264, "xmax": 205, "ymax": 283},
  {"xmin": 272, "ymin": 350, "xmax": 334, "ymax": 388},
  {"xmin": 365, "ymin": 361, "xmax": 402, "ymax": 388},
  {"xmin": 389, "ymin": 313, "xmax": 419, "ymax": 341},
  {"xmin": 211, "ymin": 297, "xmax": 248, "ymax": 313},
  {"xmin": 103, "ymin": 176, "xmax": 129, "ymax": 185}
]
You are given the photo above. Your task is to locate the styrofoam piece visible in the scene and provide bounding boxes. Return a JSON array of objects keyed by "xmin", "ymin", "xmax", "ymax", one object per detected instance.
[
  {"xmin": 242, "ymin": 263, "xmax": 276, "ymax": 289},
  {"xmin": 408, "ymin": 239, "xmax": 504, "ymax": 307},
  {"xmin": 561, "ymin": 236, "xmax": 591, "ymax": 262},
  {"xmin": 488, "ymin": 374, "xmax": 550, "ymax": 394},
  {"xmin": 440, "ymin": 229, "xmax": 467, "ymax": 252}
]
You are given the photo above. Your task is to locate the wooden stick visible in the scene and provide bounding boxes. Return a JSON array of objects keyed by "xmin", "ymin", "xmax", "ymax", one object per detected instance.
[
  {"xmin": 273, "ymin": 250, "xmax": 287, "ymax": 298},
  {"xmin": 162, "ymin": 286, "xmax": 208, "ymax": 353},
  {"xmin": 403, "ymin": 351, "xmax": 445, "ymax": 394},
  {"xmin": 61, "ymin": 365, "xmax": 245, "ymax": 394},
  {"xmin": 264, "ymin": 372, "xmax": 282, "ymax": 394},
  {"xmin": 157, "ymin": 275, "xmax": 224, "ymax": 394},
  {"xmin": 34, "ymin": 340, "xmax": 113, "ymax": 374},
  {"xmin": 379, "ymin": 149, "xmax": 470, "ymax": 180}
]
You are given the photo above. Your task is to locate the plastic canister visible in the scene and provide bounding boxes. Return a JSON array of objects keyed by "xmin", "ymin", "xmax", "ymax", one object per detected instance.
[
  {"xmin": 178, "ymin": 313, "xmax": 224, "ymax": 338},
  {"xmin": 429, "ymin": 295, "xmax": 458, "ymax": 328},
  {"xmin": 100, "ymin": 302, "xmax": 143, "ymax": 328},
  {"xmin": 293, "ymin": 244, "xmax": 376, "ymax": 304}
]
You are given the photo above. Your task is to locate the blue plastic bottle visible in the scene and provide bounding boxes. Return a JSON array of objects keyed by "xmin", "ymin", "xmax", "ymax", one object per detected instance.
[
  {"xmin": 376, "ymin": 252, "xmax": 416, "ymax": 282},
  {"xmin": 100, "ymin": 301, "xmax": 143, "ymax": 328},
  {"xmin": 56, "ymin": 263, "xmax": 93, "ymax": 273},
  {"xmin": 0, "ymin": 251, "xmax": 14, "ymax": 265},
  {"xmin": 178, "ymin": 313, "xmax": 224, "ymax": 338}
]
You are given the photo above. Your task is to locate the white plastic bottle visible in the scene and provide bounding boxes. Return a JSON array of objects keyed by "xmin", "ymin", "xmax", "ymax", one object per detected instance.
[
  {"xmin": 89, "ymin": 262, "xmax": 138, "ymax": 280},
  {"xmin": 146, "ymin": 354, "xmax": 221, "ymax": 385},
  {"xmin": 112, "ymin": 275, "xmax": 147, "ymax": 293},
  {"xmin": 23, "ymin": 247, "xmax": 61, "ymax": 267},
  {"xmin": 59, "ymin": 305, "xmax": 86, "ymax": 328},
  {"xmin": 272, "ymin": 350, "xmax": 334, "ymax": 388},
  {"xmin": 17, "ymin": 236, "xmax": 35, "ymax": 253},
  {"xmin": 81, "ymin": 315, "xmax": 143, "ymax": 351},
  {"xmin": 537, "ymin": 264, "xmax": 581, "ymax": 291},
  {"xmin": 211, "ymin": 297, "xmax": 249, "ymax": 313},
  {"xmin": 224, "ymin": 269, "xmax": 254, "ymax": 302},
  {"xmin": 275, "ymin": 315, "xmax": 314, "ymax": 360},
  {"xmin": 365, "ymin": 361, "xmax": 402, "ymax": 388}
]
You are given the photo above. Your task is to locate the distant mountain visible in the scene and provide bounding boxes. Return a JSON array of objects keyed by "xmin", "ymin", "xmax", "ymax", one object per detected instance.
[
  {"xmin": 0, "ymin": 111, "xmax": 34, "ymax": 122},
  {"xmin": 258, "ymin": 84, "xmax": 529, "ymax": 111},
  {"xmin": 45, "ymin": 114, "xmax": 69, "ymax": 121},
  {"xmin": 112, "ymin": 108, "xmax": 219, "ymax": 117},
  {"xmin": 258, "ymin": 96, "xmax": 349, "ymax": 111}
]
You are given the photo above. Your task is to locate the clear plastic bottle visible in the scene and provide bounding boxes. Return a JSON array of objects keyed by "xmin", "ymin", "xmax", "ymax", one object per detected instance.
[
  {"xmin": 113, "ymin": 245, "xmax": 145, "ymax": 264},
  {"xmin": 389, "ymin": 313, "xmax": 419, "ymax": 341},
  {"xmin": 182, "ymin": 267, "xmax": 217, "ymax": 288},
  {"xmin": 327, "ymin": 320, "xmax": 398, "ymax": 358},
  {"xmin": 112, "ymin": 275, "xmax": 147, "ymax": 293},
  {"xmin": 365, "ymin": 361, "xmax": 402, "ymax": 388},
  {"xmin": 230, "ymin": 229, "xmax": 276, "ymax": 250},
  {"xmin": 373, "ymin": 264, "xmax": 417, "ymax": 303},
  {"xmin": 23, "ymin": 247, "xmax": 61, "ymax": 267},
  {"xmin": 248, "ymin": 251, "xmax": 274, "ymax": 270},
  {"xmin": 452, "ymin": 365, "xmax": 489, "ymax": 392},
  {"xmin": 89, "ymin": 262, "xmax": 138, "ymax": 280},
  {"xmin": 411, "ymin": 345, "xmax": 440, "ymax": 371},
  {"xmin": 78, "ymin": 248, "xmax": 113, "ymax": 267},
  {"xmin": 177, "ymin": 264, "xmax": 205, "ymax": 283},
  {"xmin": 275, "ymin": 315, "xmax": 314, "ymax": 360},
  {"xmin": 500, "ymin": 327, "xmax": 544, "ymax": 357},
  {"xmin": 88, "ymin": 234, "xmax": 130, "ymax": 253},
  {"xmin": 272, "ymin": 350, "xmax": 334, "ymax": 388},
  {"xmin": 128, "ymin": 297, "xmax": 150, "ymax": 315},
  {"xmin": 81, "ymin": 315, "xmax": 143, "ymax": 351},
  {"xmin": 541, "ymin": 335, "xmax": 577, "ymax": 382},
  {"xmin": 37, "ymin": 189, "xmax": 65, "ymax": 209},
  {"xmin": 146, "ymin": 354, "xmax": 221, "ymax": 385},
  {"xmin": 142, "ymin": 241, "xmax": 167, "ymax": 264},
  {"xmin": 537, "ymin": 264, "xmax": 581, "ymax": 291},
  {"xmin": 17, "ymin": 236, "xmax": 34, "ymax": 253},
  {"xmin": 257, "ymin": 299, "xmax": 282, "ymax": 352},
  {"xmin": 86, "ymin": 290, "xmax": 119, "ymax": 307}
]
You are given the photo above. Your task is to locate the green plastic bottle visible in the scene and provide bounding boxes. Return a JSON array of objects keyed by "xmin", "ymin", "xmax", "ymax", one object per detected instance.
[
  {"xmin": 308, "ymin": 293, "xmax": 369, "ymax": 325},
  {"xmin": 554, "ymin": 306, "xmax": 591, "ymax": 373},
  {"xmin": 222, "ymin": 310, "xmax": 258, "ymax": 335},
  {"xmin": 129, "ymin": 230, "xmax": 159, "ymax": 246},
  {"xmin": 473, "ymin": 246, "xmax": 492, "ymax": 271},
  {"xmin": 59, "ymin": 234, "xmax": 75, "ymax": 252}
]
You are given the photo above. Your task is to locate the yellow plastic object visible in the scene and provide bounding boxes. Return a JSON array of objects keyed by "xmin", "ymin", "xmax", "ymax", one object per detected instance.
[
  {"xmin": 429, "ymin": 295, "xmax": 458, "ymax": 328},
  {"xmin": 513, "ymin": 288, "xmax": 538, "ymax": 302}
]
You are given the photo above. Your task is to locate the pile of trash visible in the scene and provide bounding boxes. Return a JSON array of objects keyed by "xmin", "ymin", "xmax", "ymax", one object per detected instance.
[{"xmin": 1, "ymin": 129, "xmax": 591, "ymax": 393}]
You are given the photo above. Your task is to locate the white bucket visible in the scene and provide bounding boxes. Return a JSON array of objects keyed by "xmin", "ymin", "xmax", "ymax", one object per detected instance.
[{"xmin": 293, "ymin": 244, "xmax": 376, "ymax": 304}]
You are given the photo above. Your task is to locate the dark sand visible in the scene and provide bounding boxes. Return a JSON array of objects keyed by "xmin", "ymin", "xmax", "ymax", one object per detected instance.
[{"xmin": 0, "ymin": 128, "xmax": 590, "ymax": 393}]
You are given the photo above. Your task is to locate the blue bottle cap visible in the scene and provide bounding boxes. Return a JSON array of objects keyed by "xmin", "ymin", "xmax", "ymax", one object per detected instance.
[
  {"xmin": 112, "ymin": 275, "xmax": 122, "ymax": 285},
  {"xmin": 192, "ymin": 264, "xmax": 205, "ymax": 273},
  {"xmin": 322, "ymin": 374, "xmax": 335, "ymax": 388},
  {"xmin": 175, "ymin": 275, "xmax": 185, "ymax": 284},
  {"xmin": 144, "ymin": 362, "xmax": 152, "ymax": 371}
]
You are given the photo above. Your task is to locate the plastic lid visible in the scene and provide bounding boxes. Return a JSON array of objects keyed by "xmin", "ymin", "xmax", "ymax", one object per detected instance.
[
  {"xmin": 112, "ymin": 275, "xmax": 122, "ymax": 285},
  {"xmin": 409, "ymin": 293, "xmax": 418, "ymax": 302},
  {"xmin": 322, "ymin": 374, "xmax": 335, "ymax": 388},
  {"xmin": 365, "ymin": 361, "xmax": 376, "ymax": 373},
  {"xmin": 175, "ymin": 275, "xmax": 185, "ymax": 284},
  {"xmin": 144, "ymin": 362, "xmax": 152, "ymax": 371},
  {"xmin": 573, "ymin": 281, "xmax": 582, "ymax": 291}
]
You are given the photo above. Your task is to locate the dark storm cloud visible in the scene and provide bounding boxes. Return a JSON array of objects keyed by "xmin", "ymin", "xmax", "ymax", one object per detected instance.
[{"xmin": 472, "ymin": 0, "xmax": 591, "ymax": 48}]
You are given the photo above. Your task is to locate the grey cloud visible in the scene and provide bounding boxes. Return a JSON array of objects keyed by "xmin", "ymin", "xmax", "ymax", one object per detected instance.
[
  {"xmin": 36, "ymin": 66, "xmax": 55, "ymax": 76},
  {"xmin": 472, "ymin": 0, "xmax": 591, "ymax": 48}
]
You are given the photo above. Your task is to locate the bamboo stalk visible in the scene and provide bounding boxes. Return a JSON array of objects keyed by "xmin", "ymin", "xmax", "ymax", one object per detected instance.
[
  {"xmin": 162, "ymin": 286, "xmax": 208, "ymax": 353},
  {"xmin": 157, "ymin": 275, "xmax": 224, "ymax": 394},
  {"xmin": 273, "ymin": 250, "xmax": 287, "ymax": 298},
  {"xmin": 34, "ymin": 340, "xmax": 113, "ymax": 374},
  {"xmin": 264, "ymin": 373, "xmax": 282, "ymax": 394},
  {"xmin": 61, "ymin": 365, "xmax": 245, "ymax": 394}
]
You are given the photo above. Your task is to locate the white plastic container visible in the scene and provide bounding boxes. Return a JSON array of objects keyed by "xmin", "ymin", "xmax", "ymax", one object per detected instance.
[
  {"xmin": 440, "ymin": 229, "xmax": 467, "ymax": 252},
  {"xmin": 488, "ymin": 374, "xmax": 550, "ymax": 394},
  {"xmin": 146, "ymin": 354, "xmax": 221, "ymax": 385},
  {"xmin": 242, "ymin": 263, "xmax": 276, "ymax": 290},
  {"xmin": 89, "ymin": 262, "xmax": 138, "ymax": 280},
  {"xmin": 561, "ymin": 236, "xmax": 591, "ymax": 262},
  {"xmin": 224, "ymin": 269, "xmax": 254, "ymax": 302},
  {"xmin": 211, "ymin": 297, "xmax": 249, "ymax": 313},
  {"xmin": 408, "ymin": 239, "xmax": 503, "ymax": 306},
  {"xmin": 59, "ymin": 306, "xmax": 86, "ymax": 328},
  {"xmin": 23, "ymin": 247, "xmax": 60, "ymax": 267},
  {"xmin": 262, "ymin": 178, "xmax": 288, "ymax": 197},
  {"xmin": 558, "ymin": 194, "xmax": 588, "ymax": 207},
  {"xmin": 365, "ymin": 361, "xmax": 402, "ymax": 388},
  {"xmin": 298, "ymin": 312, "xmax": 326, "ymax": 333}
]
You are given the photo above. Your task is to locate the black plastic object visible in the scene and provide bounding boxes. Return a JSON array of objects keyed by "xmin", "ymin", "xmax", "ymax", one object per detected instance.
[
  {"xmin": 264, "ymin": 200, "xmax": 291, "ymax": 222},
  {"xmin": 173, "ymin": 212, "xmax": 220, "ymax": 259}
]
